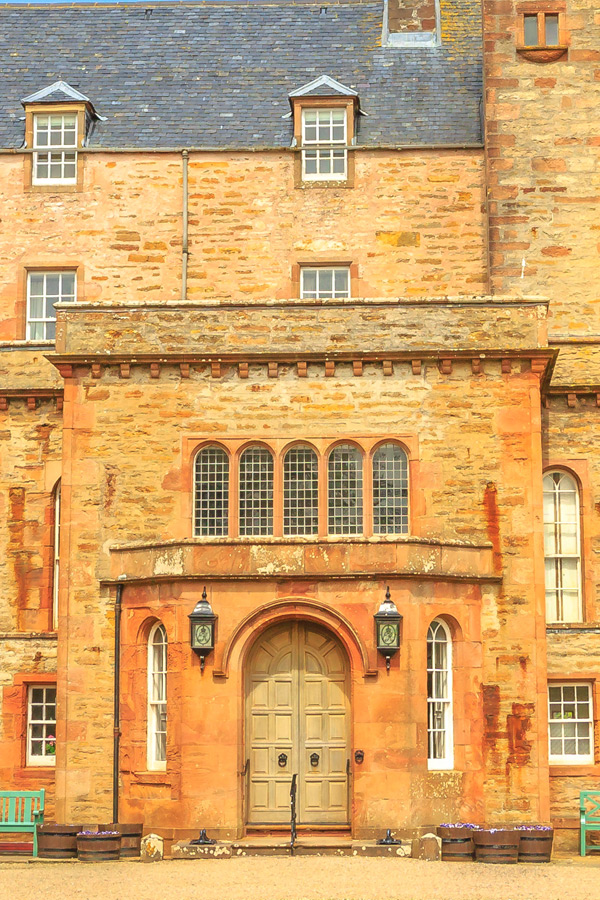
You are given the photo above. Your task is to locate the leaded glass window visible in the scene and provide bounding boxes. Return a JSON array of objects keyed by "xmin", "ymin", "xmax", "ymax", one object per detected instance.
[
  {"xmin": 327, "ymin": 444, "xmax": 363, "ymax": 535},
  {"xmin": 373, "ymin": 443, "xmax": 409, "ymax": 534},
  {"xmin": 148, "ymin": 623, "xmax": 167, "ymax": 770},
  {"xmin": 283, "ymin": 445, "xmax": 319, "ymax": 536},
  {"xmin": 194, "ymin": 446, "xmax": 229, "ymax": 537},
  {"xmin": 239, "ymin": 446, "xmax": 274, "ymax": 536},
  {"xmin": 427, "ymin": 619, "xmax": 453, "ymax": 769},
  {"xmin": 543, "ymin": 471, "xmax": 582, "ymax": 623}
]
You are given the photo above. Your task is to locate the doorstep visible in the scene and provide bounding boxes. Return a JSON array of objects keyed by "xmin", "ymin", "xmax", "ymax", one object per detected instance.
[{"xmin": 171, "ymin": 837, "xmax": 412, "ymax": 859}]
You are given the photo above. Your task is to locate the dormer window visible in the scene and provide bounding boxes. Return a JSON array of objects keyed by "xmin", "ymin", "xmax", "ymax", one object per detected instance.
[
  {"xmin": 33, "ymin": 113, "xmax": 77, "ymax": 184},
  {"xmin": 301, "ymin": 108, "xmax": 347, "ymax": 181},
  {"xmin": 288, "ymin": 75, "xmax": 361, "ymax": 188}
]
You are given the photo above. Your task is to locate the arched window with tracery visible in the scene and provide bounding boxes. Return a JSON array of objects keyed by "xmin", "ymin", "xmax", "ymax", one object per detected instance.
[
  {"xmin": 427, "ymin": 619, "xmax": 453, "ymax": 769},
  {"xmin": 194, "ymin": 446, "xmax": 229, "ymax": 536},
  {"xmin": 147, "ymin": 623, "xmax": 167, "ymax": 770},
  {"xmin": 372, "ymin": 443, "xmax": 408, "ymax": 534},
  {"xmin": 239, "ymin": 446, "xmax": 274, "ymax": 536},
  {"xmin": 283, "ymin": 445, "xmax": 319, "ymax": 536},
  {"xmin": 543, "ymin": 471, "xmax": 582, "ymax": 623},
  {"xmin": 327, "ymin": 444, "xmax": 363, "ymax": 535}
]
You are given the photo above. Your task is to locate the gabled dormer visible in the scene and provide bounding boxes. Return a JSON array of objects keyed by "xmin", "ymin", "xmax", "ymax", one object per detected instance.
[
  {"xmin": 288, "ymin": 76, "xmax": 362, "ymax": 188},
  {"xmin": 21, "ymin": 80, "xmax": 105, "ymax": 190}
]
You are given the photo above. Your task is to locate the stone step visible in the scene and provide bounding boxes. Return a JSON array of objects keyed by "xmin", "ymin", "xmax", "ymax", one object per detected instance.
[{"xmin": 171, "ymin": 838, "xmax": 413, "ymax": 859}]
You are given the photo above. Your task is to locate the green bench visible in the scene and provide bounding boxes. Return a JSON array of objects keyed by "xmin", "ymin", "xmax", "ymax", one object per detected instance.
[
  {"xmin": 580, "ymin": 791, "xmax": 600, "ymax": 856},
  {"xmin": 0, "ymin": 790, "xmax": 45, "ymax": 856}
]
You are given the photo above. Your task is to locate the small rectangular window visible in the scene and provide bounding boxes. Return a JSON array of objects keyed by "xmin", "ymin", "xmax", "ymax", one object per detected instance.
[
  {"xmin": 33, "ymin": 114, "xmax": 77, "ymax": 184},
  {"xmin": 301, "ymin": 108, "xmax": 347, "ymax": 182},
  {"xmin": 27, "ymin": 271, "xmax": 76, "ymax": 341},
  {"xmin": 522, "ymin": 12, "xmax": 562, "ymax": 48},
  {"xmin": 524, "ymin": 14, "xmax": 539, "ymax": 45},
  {"xmin": 300, "ymin": 267, "xmax": 351, "ymax": 300},
  {"xmin": 27, "ymin": 685, "xmax": 57, "ymax": 766},
  {"xmin": 548, "ymin": 683, "xmax": 593, "ymax": 765},
  {"xmin": 545, "ymin": 14, "xmax": 559, "ymax": 45}
]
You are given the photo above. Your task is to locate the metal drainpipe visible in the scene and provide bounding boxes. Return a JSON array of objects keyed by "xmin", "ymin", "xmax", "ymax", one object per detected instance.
[
  {"xmin": 181, "ymin": 149, "xmax": 189, "ymax": 300},
  {"xmin": 112, "ymin": 582, "xmax": 123, "ymax": 824}
]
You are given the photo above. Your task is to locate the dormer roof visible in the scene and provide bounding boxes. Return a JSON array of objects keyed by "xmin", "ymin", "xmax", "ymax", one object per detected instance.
[
  {"xmin": 21, "ymin": 80, "xmax": 106, "ymax": 120},
  {"xmin": 288, "ymin": 75, "xmax": 358, "ymax": 99}
]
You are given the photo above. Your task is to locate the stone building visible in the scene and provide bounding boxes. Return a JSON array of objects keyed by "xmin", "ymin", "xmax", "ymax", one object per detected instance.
[{"xmin": 0, "ymin": 0, "xmax": 598, "ymax": 852}]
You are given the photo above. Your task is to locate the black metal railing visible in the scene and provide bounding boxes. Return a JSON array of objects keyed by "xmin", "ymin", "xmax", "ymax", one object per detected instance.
[{"xmin": 290, "ymin": 773, "xmax": 297, "ymax": 853}]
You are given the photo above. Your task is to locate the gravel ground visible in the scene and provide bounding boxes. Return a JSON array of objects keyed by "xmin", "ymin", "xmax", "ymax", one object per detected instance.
[{"xmin": 2, "ymin": 857, "xmax": 600, "ymax": 900}]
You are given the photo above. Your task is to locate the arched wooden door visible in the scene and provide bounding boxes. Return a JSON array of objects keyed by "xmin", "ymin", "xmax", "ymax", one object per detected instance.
[{"xmin": 245, "ymin": 621, "xmax": 350, "ymax": 825}]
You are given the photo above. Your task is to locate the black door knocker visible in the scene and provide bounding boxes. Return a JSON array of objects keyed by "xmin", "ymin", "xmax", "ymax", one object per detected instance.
[
  {"xmin": 310, "ymin": 752, "xmax": 319, "ymax": 767},
  {"xmin": 278, "ymin": 752, "xmax": 288, "ymax": 767}
]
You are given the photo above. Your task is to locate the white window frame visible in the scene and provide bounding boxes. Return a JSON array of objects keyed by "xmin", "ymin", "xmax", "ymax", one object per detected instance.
[
  {"xmin": 301, "ymin": 107, "xmax": 348, "ymax": 182},
  {"xmin": 427, "ymin": 619, "xmax": 454, "ymax": 770},
  {"xmin": 52, "ymin": 481, "xmax": 61, "ymax": 631},
  {"xmin": 327, "ymin": 443, "xmax": 364, "ymax": 536},
  {"xmin": 33, "ymin": 113, "xmax": 78, "ymax": 185},
  {"xmin": 27, "ymin": 685, "xmax": 57, "ymax": 767},
  {"xmin": 543, "ymin": 470, "xmax": 582, "ymax": 624},
  {"xmin": 372, "ymin": 442, "xmax": 409, "ymax": 535},
  {"xmin": 548, "ymin": 682, "xmax": 594, "ymax": 765},
  {"xmin": 300, "ymin": 266, "xmax": 351, "ymax": 300},
  {"xmin": 26, "ymin": 270, "xmax": 76, "ymax": 342},
  {"xmin": 194, "ymin": 445, "xmax": 230, "ymax": 537},
  {"xmin": 147, "ymin": 623, "xmax": 167, "ymax": 771}
]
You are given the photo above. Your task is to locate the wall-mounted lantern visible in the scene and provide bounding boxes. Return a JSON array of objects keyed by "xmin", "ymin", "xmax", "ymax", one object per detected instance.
[
  {"xmin": 374, "ymin": 586, "xmax": 402, "ymax": 671},
  {"xmin": 189, "ymin": 586, "xmax": 217, "ymax": 672}
]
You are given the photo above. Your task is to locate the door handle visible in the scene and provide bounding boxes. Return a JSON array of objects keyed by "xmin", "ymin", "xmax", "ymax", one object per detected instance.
[
  {"xmin": 310, "ymin": 752, "xmax": 319, "ymax": 767},
  {"xmin": 278, "ymin": 752, "xmax": 288, "ymax": 768}
]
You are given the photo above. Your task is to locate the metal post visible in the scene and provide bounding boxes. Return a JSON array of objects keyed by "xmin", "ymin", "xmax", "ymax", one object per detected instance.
[{"xmin": 112, "ymin": 582, "xmax": 123, "ymax": 824}]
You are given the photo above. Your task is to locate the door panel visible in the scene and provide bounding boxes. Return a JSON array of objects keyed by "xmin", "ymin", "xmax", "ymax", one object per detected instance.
[{"xmin": 246, "ymin": 621, "xmax": 349, "ymax": 825}]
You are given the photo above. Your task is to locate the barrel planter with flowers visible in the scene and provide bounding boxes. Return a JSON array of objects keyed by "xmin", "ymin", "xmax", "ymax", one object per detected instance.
[
  {"xmin": 474, "ymin": 828, "xmax": 520, "ymax": 864},
  {"xmin": 77, "ymin": 830, "xmax": 121, "ymax": 861},
  {"xmin": 100, "ymin": 823, "xmax": 143, "ymax": 858},
  {"xmin": 437, "ymin": 824, "xmax": 480, "ymax": 861},
  {"xmin": 517, "ymin": 825, "xmax": 554, "ymax": 863}
]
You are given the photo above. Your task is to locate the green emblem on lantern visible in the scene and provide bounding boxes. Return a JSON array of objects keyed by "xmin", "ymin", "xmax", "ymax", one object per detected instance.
[
  {"xmin": 379, "ymin": 622, "xmax": 398, "ymax": 647},
  {"xmin": 193, "ymin": 623, "xmax": 212, "ymax": 648}
]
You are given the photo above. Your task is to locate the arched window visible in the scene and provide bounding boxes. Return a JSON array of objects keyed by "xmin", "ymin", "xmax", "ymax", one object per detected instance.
[
  {"xmin": 283, "ymin": 445, "xmax": 319, "ymax": 536},
  {"xmin": 52, "ymin": 480, "xmax": 61, "ymax": 631},
  {"xmin": 372, "ymin": 443, "xmax": 408, "ymax": 534},
  {"xmin": 427, "ymin": 619, "xmax": 453, "ymax": 769},
  {"xmin": 543, "ymin": 471, "xmax": 582, "ymax": 623},
  {"xmin": 239, "ymin": 446, "xmax": 274, "ymax": 536},
  {"xmin": 147, "ymin": 623, "xmax": 167, "ymax": 770},
  {"xmin": 328, "ymin": 444, "xmax": 363, "ymax": 535},
  {"xmin": 194, "ymin": 446, "xmax": 229, "ymax": 537}
]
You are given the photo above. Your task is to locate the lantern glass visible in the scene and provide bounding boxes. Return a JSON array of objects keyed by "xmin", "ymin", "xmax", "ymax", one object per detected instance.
[
  {"xmin": 377, "ymin": 619, "xmax": 399, "ymax": 652},
  {"xmin": 191, "ymin": 621, "xmax": 214, "ymax": 651}
]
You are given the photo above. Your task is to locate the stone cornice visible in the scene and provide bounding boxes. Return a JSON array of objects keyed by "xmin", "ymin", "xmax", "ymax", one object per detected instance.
[{"xmin": 0, "ymin": 388, "xmax": 63, "ymax": 411}]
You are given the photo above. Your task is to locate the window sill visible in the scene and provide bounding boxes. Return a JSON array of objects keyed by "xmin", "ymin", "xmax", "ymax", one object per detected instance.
[
  {"xmin": 132, "ymin": 771, "xmax": 170, "ymax": 785},
  {"xmin": 517, "ymin": 46, "xmax": 568, "ymax": 62},
  {"xmin": 549, "ymin": 764, "xmax": 599, "ymax": 776}
]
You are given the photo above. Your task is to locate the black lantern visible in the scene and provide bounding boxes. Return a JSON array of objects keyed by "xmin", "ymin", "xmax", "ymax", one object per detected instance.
[
  {"xmin": 374, "ymin": 586, "xmax": 402, "ymax": 671},
  {"xmin": 189, "ymin": 587, "xmax": 216, "ymax": 672}
]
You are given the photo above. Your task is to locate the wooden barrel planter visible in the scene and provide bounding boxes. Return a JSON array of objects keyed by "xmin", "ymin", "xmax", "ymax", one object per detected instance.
[
  {"xmin": 37, "ymin": 824, "xmax": 80, "ymax": 859},
  {"xmin": 77, "ymin": 831, "xmax": 121, "ymax": 862},
  {"xmin": 437, "ymin": 825, "xmax": 479, "ymax": 862},
  {"xmin": 100, "ymin": 823, "xmax": 143, "ymax": 858},
  {"xmin": 518, "ymin": 826, "xmax": 554, "ymax": 863},
  {"xmin": 474, "ymin": 829, "xmax": 520, "ymax": 864}
]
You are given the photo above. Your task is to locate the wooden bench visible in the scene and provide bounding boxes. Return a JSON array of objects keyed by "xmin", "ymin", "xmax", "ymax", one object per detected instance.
[
  {"xmin": 0, "ymin": 790, "xmax": 45, "ymax": 857},
  {"xmin": 580, "ymin": 791, "xmax": 600, "ymax": 856}
]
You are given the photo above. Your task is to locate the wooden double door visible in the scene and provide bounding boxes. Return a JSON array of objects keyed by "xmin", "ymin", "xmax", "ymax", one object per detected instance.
[{"xmin": 246, "ymin": 621, "xmax": 350, "ymax": 825}]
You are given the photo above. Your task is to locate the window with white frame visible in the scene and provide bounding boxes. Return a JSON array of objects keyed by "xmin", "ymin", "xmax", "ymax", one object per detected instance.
[
  {"xmin": 147, "ymin": 623, "xmax": 167, "ymax": 770},
  {"xmin": 373, "ymin": 443, "xmax": 409, "ymax": 535},
  {"xmin": 239, "ymin": 446, "xmax": 274, "ymax": 536},
  {"xmin": 301, "ymin": 108, "xmax": 347, "ymax": 181},
  {"xmin": 548, "ymin": 683, "xmax": 593, "ymax": 765},
  {"xmin": 300, "ymin": 267, "xmax": 350, "ymax": 300},
  {"xmin": 52, "ymin": 481, "xmax": 61, "ymax": 631},
  {"xmin": 27, "ymin": 685, "xmax": 57, "ymax": 766},
  {"xmin": 27, "ymin": 271, "xmax": 76, "ymax": 341},
  {"xmin": 543, "ymin": 471, "xmax": 582, "ymax": 623},
  {"xmin": 33, "ymin": 113, "xmax": 77, "ymax": 184},
  {"xmin": 427, "ymin": 619, "xmax": 453, "ymax": 769},
  {"xmin": 283, "ymin": 445, "xmax": 319, "ymax": 536},
  {"xmin": 328, "ymin": 444, "xmax": 363, "ymax": 535},
  {"xmin": 194, "ymin": 446, "xmax": 229, "ymax": 537}
]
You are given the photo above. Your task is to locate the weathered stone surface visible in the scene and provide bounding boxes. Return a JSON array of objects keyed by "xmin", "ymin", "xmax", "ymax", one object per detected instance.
[{"xmin": 141, "ymin": 833, "xmax": 164, "ymax": 862}]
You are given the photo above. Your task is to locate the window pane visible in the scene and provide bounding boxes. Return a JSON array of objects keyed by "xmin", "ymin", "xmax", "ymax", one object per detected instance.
[
  {"xmin": 239, "ymin": 447, "xmax": 274, "ymax": 536},
  {"xmin": 524, "ymin": 14, "xmax": 539, "ymax": 45},
  {"xmin": 319, "ymin": 269, "xmax": 333, "ymax": 294},
  {"xmin": 283, "ymin": 446, "xmax": 319, "ymax": 536},
  {"xmin": 301, "ymin": 269, "xmax": 317, "ymax": 297},
  {"xmin": 328, "ymin": 444, "xmax": 363, "ymax": 535},
  {"xmin": 194, "ymin": 447, "xmax": 229, "ymax": 536},
  {"xmin": 373, "ymin": 443, "xmax": 409, "ymax": 534},
  {"xmin": 545, "ymin": 14, "xmax": 559, "ymax": 45}
]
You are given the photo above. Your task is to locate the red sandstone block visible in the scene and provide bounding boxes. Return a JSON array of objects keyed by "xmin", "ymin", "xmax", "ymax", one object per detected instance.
[
  {"xmin": 531, "ymin": 158, "xmax": 567, "ymax": 172},
  {"xmin": 541, "ymin": 246, "xmax": 571, "ymax": 257}
]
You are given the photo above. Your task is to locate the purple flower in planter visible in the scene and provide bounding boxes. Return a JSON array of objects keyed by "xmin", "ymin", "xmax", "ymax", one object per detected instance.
[
  {"xmin": 78, "ymin": 831, "xmax": 120, "ymax": 836},
  {"xmin": 440, "ymin": 823, "xmax": 480, "ymax": 829}
]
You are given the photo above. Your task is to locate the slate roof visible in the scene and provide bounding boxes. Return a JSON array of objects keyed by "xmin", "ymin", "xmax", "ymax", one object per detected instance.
[{"xmin": 0, "ymin": 0, "xmax": 483, "ymax": 149}]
